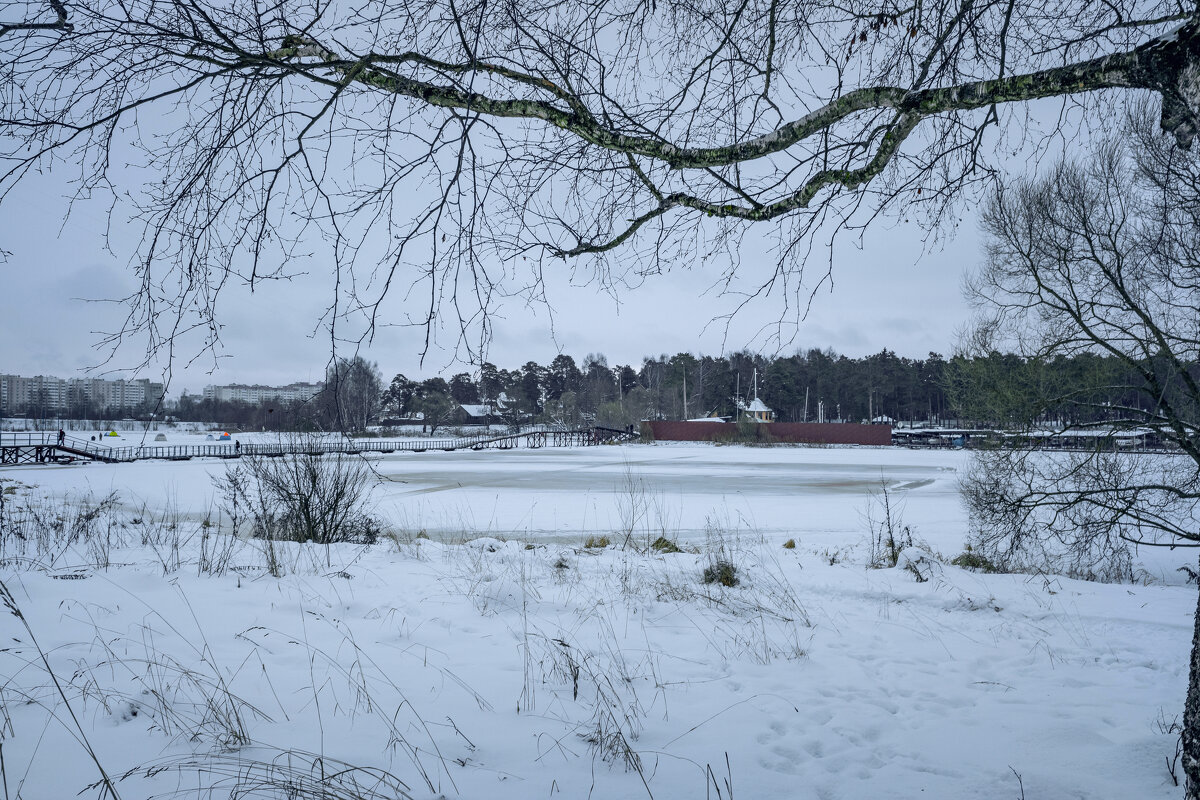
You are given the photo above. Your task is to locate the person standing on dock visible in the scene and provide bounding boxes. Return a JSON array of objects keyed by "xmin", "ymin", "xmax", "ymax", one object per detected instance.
[
  {"xmin": 235, "ymin": 440, "xmax": 240, "ymax": 454},
  {"xmin": 57, "ymin": 428, "xmax": 65, "ymax": 446}
]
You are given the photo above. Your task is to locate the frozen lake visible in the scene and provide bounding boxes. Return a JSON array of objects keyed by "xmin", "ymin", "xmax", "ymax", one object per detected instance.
[
  {"xmin": 6, "ymin": 439, "xmax": 967, "ymax": 549},
  {"xmin": 370, "ymin": 444, "xmax": 966, "ymax": 546}
]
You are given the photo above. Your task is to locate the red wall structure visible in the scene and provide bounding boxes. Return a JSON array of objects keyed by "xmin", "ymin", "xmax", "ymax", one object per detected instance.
[{"xmin": 643, "ymin": 420, "xmax": 892, "ymax": 446}]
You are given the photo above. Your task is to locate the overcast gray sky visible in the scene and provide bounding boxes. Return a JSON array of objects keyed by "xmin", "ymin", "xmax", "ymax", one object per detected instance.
[{"xmin": 1, "ymin": 160, "xmax": 976, "ymax": 396}]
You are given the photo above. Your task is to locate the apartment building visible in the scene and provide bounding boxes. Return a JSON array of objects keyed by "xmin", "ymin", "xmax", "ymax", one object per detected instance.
[
  {"xmin": 201, "ymin": 382, "xmax": 323, "ymax": 405},
  {"xmin": 0, "ymin": 374, "xmax": 166, "ymax": 415},
  {"xmin": 71, "ymin": 377, "xmax": 166, "ymax": 410}
]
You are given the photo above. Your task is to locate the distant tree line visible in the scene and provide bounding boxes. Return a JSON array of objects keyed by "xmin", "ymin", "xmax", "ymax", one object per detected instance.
[
  {"xmin": 384, "ymin": 349, "xmax": 1192, "ymax": 431},
  {"xmin": 380, "ymin": 349, "xmax": 947, "ymax": 430},
  {"xmin": 944, "ymin": 351, "xmax": 1200, "ymax": 430},
  {"xmin": 379, "ymin": 350, "xmax": 947, "ymax": 429},
  {"xmin": 172, "ymin": 393, "xmax": 320, "ymax": 430},
  {"xmin": 172, "ymin": 357, "xmax": 384, "ymax": 432},
  {"xmin": 165, "ymin": 350, "xmax": 1182, "ymax": 433}
]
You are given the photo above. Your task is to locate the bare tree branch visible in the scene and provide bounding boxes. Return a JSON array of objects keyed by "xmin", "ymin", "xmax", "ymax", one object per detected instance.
[
  {"xmin": 0, "ymin": 0, "xmax": 69, "ymax": 37},
  {"xmin": 5, "ymin": 0, "xmax": 1200, "ymax": 362}
]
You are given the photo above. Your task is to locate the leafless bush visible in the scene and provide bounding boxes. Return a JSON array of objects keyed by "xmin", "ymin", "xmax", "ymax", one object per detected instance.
[
  {"xmin": 864, "ymin": 480, "xmax": 913, "ymax": 569},
  {"xmin": 212, "ymin": 463, "xmax": 253, "ymax": 537},
  {"xmin": 960, "ymin": 448, "xmax": 1159, "ymax": 582},
  {"xmin": 615, "ymin": 462, "xmax": 650, "ymax": 549},
  {"xmin": 214, "ymin": 436, "xmax": 381, "ymax": 547}
]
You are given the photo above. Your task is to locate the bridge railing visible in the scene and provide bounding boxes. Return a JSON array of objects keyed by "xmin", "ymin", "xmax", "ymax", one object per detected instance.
[
  {"xmin": 1, "ymin": 433, "xmax": 56, "ymax": 447},
  {"xmin": 2, "ymin": 427, "xmax": 629, "ymax": 463}
]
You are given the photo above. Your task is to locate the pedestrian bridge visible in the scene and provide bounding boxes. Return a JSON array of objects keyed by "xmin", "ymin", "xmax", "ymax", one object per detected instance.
[{"xmin": 0, "ymin": 428, "xmax": 639, "ymax": 466}]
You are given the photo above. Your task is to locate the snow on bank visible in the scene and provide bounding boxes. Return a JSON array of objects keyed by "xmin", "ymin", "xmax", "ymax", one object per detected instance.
[{"xmin": 0, "ymin": 444, "xmax": 1194, "ymax": 799}]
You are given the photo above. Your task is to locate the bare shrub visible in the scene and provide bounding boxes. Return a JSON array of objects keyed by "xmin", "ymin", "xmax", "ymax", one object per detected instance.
[
  {"xmin": 212, "ymin": 463, "xmax": 253, "ymax": 537},
  {"xmin": 615, "ymin": 463, "xmax": 649, "ymax": 549},
  {"xmin": 864, "ymin": 480, "xmax": 914, "ymax": 569},
  {"xmin": 215, "ymin": 436, "xmax": 381, "ymax": 546},
  {"xmin": 959, "ymin": 448, "xmax": 1150, "ymax": 583}
]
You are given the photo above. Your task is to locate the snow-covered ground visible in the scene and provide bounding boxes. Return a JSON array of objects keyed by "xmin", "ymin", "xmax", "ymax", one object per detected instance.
[{"xmin": 0, "ymin": 442, "xmax": 1193, "ymax": 799}]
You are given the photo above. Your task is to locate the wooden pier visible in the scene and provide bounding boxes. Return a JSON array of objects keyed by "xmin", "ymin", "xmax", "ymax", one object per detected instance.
[{"xmin": 0, "ymin": 427, "xmax": 639, "ymax": 466}]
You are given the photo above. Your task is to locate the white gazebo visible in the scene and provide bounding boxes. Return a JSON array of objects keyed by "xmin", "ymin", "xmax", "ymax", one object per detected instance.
[{"xmin": 743, "ymin": 397, "xmax": 775, "ymax": 423}]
